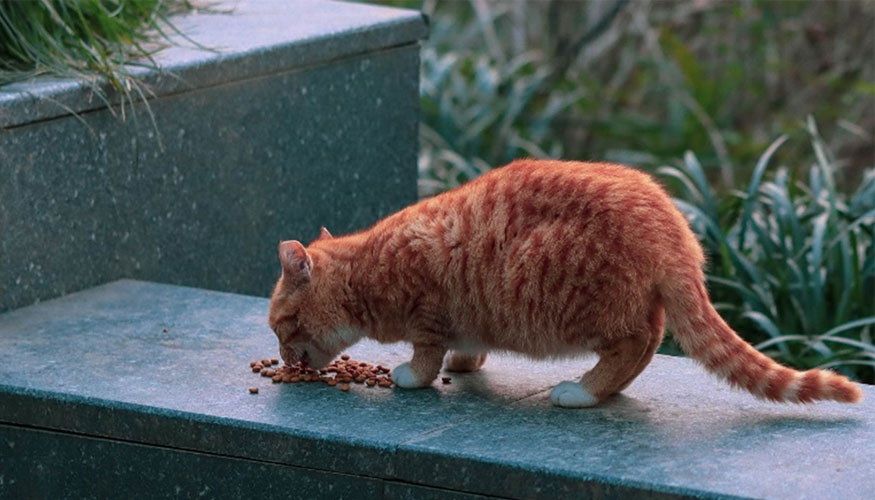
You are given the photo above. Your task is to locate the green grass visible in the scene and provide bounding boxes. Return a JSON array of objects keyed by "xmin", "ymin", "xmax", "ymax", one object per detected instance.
[
  {"xmin": 0, "ymin": 0, "xmax": 202, "ymax": 126},
  {"xmin": 660, "ymin": 117, "xmax": 875, "ymax": 383}
]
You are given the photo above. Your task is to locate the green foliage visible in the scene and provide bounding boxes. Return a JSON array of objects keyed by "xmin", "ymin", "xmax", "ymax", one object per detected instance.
[
  {"xmin": 0, "ymin": 0, "xmax": 201, "ymax": 123},
  {"xmin": 401, "ymin": 0, "xmax": 875, "ymax": 382},
  {"xmin": 661, "ymin": 117, "xmax": 875, "ymax": 383},
  {"xmin": 412, "ymin": 0, "xmax": 874, "ymax": 196},
  {"xmin": 419, "ymin": 18, "xmax": 577, "ymax": 195}
]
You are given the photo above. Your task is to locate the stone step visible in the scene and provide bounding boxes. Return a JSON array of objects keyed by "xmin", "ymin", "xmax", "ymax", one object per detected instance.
[
  {"xmin": 0, "ymin": 0, "xmax": 427, "ymax": 312},
  {"xmin": 0, "ymin": 280, "xmax": 872, "ymax": 499}
]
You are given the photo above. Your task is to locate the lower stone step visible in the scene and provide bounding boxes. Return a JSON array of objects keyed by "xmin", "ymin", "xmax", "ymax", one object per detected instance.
[{"xmin": 0, "ymin": 280, "xmax": 871, "ymax": 499}]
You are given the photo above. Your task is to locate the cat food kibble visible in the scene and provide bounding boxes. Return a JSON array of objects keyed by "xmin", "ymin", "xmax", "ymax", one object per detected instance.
[
  {"xmin": 246, "ymin": 353, "xmax": 394, "ymax": 393},
  {"xmin": 249, "ymin": 387, "xmax": 259, "ymax": 394}
]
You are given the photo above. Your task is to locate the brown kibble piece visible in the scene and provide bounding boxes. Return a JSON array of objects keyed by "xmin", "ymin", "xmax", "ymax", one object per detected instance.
[
  {"xmin": 290, "ymin": 376, "xmax": 301, "ymax": 383},
  {"xmin": 272, "ymin": 375, "xmax": 283, "ymax": 383},
  {"xmin": 261, "ymin": 369, "xmax": 275, "ymax": 377},
  {"xmin": 282, "ymin": 375, "xmax": 293, "ymax": 383},
  {"xmin": 327, "ymin": 379, "xmax": 337, "ymax": 386},
  {"xmin": 252, "ymin": 365, "xmax": 262, "ymax": 373},
  {"xmin": 379, "ymin": 379, "xmax": 392, "ymax": 388},
  {"xmin": 271, "ymin": 358, "xmax": 279, "ymax": 365},
  {"xmin": 261, "ymin": 359, "xmax": 272, "ymax": 366},
  {"xmin": 339, "ymin": 384, "xmax": 350, "ymax": 392},
  {"xmin": 366, "ymin": 379, "xmax": 376, "ymax": 387},
  {"xmin": 442, "ymin": 377, "xmax": 451, "ymax": 384},
  {"xmin": 354, "ymin": 375, "xmax": 366, "ymax": 383},
  {"xmin": 250, "ymin": 361, "xmax": 258, "ymax": 367},
  {"xmin": 341, "ymin": 354, "xmax": 350, "ymax": 361},
  {"xmin": 249, "ymin": 387, "xmax": 259, "ymax": 394}
]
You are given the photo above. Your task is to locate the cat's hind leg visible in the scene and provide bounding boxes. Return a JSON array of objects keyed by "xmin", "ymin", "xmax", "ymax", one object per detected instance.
[
  {"xmin": 444, "ymin": 351, "xmax": 488, "ymax": 372},
  {"xmin": 550, "ymin": 330, "xmax": 655, "ymax": 408},
  {"xmin": 613, "ymin": 307, "xmax": 664, "ymax": 393}
]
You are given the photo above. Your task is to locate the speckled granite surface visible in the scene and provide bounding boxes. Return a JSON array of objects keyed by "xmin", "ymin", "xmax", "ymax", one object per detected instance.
[
  {"xmin": 0, "ymin": 281, "xmax": 872, "ymax": 499},
  {"xmin": 0, "ymin": 0, "xmax": 424, "ymax": 312},
  {"xmin": 0, "ymin": 0, "xmax": 428, "ymax": 127}
]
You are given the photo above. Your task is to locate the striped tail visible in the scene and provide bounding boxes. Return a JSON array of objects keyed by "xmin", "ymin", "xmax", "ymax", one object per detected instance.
[{"xmin": 660, "ymin": 273, "xmax": 862, "ymax": 404}]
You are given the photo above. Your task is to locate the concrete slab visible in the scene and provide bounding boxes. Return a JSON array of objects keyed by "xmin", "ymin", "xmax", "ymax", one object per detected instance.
[
  {"xmin": 0, "ymin": 0, "xmax": 428, "ymax": 127},
  {"xmin": 0, "ymin": 281, "xmax": 871, "ymax": 499},
  {"xmin": 0, "ymin": 0, "xmax": 425, "ymax": 311}
]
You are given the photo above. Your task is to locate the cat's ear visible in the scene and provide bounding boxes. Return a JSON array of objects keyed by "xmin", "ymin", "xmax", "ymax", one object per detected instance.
[
  {"xmin": 278, "ymin": 240, "xmax": 311, "ymax": 285},
  {"xmin": 317, "ymin": 226, "xmax": 333, "ymax": 241}
]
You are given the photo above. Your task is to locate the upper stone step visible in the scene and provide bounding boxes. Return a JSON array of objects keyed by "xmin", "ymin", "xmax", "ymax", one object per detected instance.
[
  {"xmin": 0, "ymin": 280, "xmax": 872, "ymax": 499},
  {"xmin": 0, "ymin": 0, "xmax": 425, "ymax": 313},
  {"xmin": 0, "ymin": 0, "xmax": 428, "ymax": 127}
]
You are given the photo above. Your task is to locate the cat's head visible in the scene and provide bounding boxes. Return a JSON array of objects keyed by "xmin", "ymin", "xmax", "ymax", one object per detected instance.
[{"xmin": 268, "ymin": 228, "xmax": 360, "ymax": 369}]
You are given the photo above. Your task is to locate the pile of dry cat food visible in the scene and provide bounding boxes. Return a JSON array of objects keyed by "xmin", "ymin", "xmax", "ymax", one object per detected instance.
[{"xmin": 247, "ymin": 354, "xmax": 393, "ymax": 394}]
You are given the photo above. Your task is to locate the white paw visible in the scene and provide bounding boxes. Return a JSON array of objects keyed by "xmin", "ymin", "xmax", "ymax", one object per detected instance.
[
  {"xmin": 392, "ymin": 362, "xmax": 429, "ymax": 389},
  {"xmin": 550, "ymin": 381, "xmax": 598, "ymax": 408}
]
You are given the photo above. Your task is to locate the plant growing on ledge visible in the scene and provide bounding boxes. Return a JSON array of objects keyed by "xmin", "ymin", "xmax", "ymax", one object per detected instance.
[
  {"xmin": 0, "ymin": 0, "xmax": 204, "ymax": 128},
  {"xmin": 661, "ymin": 117, "xmax": 875, "ymax": 383}
]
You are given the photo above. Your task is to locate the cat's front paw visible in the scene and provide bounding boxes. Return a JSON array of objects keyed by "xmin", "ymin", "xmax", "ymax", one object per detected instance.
[
  {"xmin": 550, "ymin": 381, "xmax": 598, "ymax": 408},
  {"xmin": 392, "ymin": 362, "xmax": 431, "ymax": 389}
]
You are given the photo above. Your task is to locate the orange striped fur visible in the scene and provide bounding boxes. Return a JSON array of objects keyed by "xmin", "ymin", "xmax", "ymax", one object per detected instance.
[{"xmin": 268, "ymin": 159, "xmax": 862, "ymax": 407}]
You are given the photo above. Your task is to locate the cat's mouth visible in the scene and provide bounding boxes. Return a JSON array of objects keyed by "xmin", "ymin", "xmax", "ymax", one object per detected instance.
[
  {"xmin": 299, "ymin": 350, "xmax": 312, "ymax": 368},
  {"xmin": 280, "ymin": 345, "xmax": 314, "ymax": 369},
  {"xmin": 279, "ymin": 344, "xmax": 304, "ymax": 367}
]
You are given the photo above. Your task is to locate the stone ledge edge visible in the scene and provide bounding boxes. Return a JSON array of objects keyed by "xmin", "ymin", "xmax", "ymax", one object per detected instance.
[{"xmin": 0, "ymin": 2, "xmax": 427, "ymax": 128}]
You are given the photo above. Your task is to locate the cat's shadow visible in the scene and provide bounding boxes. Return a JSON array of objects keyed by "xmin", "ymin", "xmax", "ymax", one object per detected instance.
[{"xmin": 439, "ymin": 372, "xmax": 865, "ymax": 434}]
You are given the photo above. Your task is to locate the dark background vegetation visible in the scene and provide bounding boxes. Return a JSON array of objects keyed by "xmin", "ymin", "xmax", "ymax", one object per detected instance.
[{"xmin": 367, "ymin": 0, "xmax": 875, "ymax": 383}]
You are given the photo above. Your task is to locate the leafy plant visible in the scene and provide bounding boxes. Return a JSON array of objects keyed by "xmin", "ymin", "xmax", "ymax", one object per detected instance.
[
  {"xmin": 0, "ymin": 0, "xmax": 204, "ymax": 127},
  {"xmin": 408, "ymin": 0, "xmax": 874, "ymax": 196},
  {"xmin": 660, "ymin": 117, "xmax": 875, "ymax": 383}
]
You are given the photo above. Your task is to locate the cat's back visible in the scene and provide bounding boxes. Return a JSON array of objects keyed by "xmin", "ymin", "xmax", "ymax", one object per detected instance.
[
  {"xmin": 431, "ymin": 159, "xmax": 680, "ymax": 230},
  {"xmin": 472, "ymin": 158, "xmax": 669, "ymax": 205},
  {"xmin": 403, "ymin": 158, "xmax": 693, "ymax": 275}
]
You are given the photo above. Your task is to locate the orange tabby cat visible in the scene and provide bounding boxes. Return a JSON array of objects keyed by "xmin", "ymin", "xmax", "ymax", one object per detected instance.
[{"xmin": 268, "ymin": 159, "xmax": 862, "ymax": 407}]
